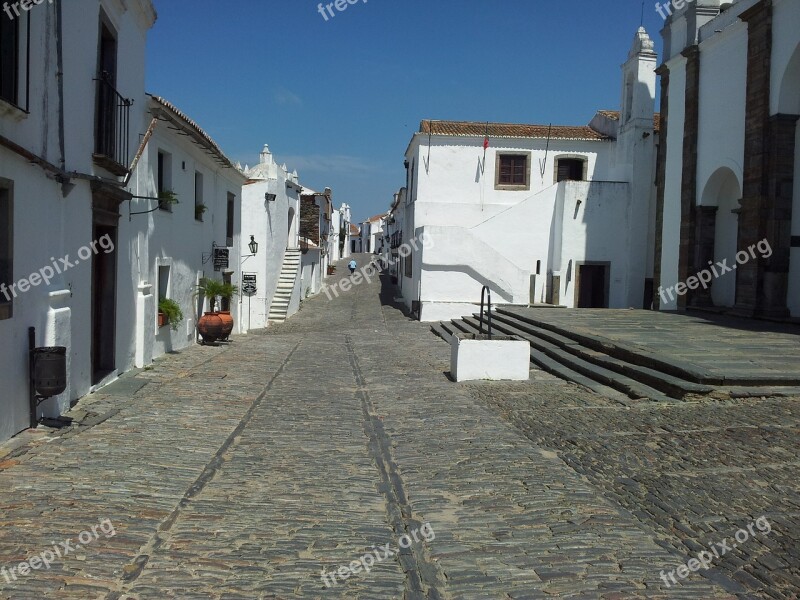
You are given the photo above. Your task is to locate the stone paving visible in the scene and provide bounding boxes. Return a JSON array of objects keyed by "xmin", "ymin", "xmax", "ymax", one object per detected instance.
[
  {"xmin": 499, "ymin": 308, "xmax": 800, "ymax": 384},
  {"xmin": 0, "ymin": 254, "xmax": 796, "ymax": 598}
]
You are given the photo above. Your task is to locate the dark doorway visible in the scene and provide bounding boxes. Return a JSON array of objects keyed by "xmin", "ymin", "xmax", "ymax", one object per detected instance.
[
  {"xmin": 92, "ymin": 224, "xmax": 117, "ymax": 384},
  {"xmin": 576, "ymin": 263, "xmax": 609, "ymax": 308}
]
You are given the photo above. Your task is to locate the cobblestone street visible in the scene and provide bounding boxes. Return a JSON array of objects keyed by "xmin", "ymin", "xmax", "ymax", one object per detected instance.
[{"xmin": 0, "ymin": 255, "xmax": 797, "ymax": 599}]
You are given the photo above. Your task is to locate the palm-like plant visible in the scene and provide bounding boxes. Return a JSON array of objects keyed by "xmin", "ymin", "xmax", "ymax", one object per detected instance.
[
  {"xmin": 220, "ymin": 282, "xmax": 239, "ymax": 301},
  {"xmin": 195, "ymin": 278, "xmax": 227, "ymax": 313}
]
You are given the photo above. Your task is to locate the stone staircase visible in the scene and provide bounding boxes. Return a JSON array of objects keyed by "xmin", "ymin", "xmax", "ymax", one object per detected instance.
[
  {"xmin": 431, "ymin": 306, "xmax": 800, "ymax": 402},
  {"xmin": 268, "ymin": 249, "xmax": 300, "ymax": 323}
]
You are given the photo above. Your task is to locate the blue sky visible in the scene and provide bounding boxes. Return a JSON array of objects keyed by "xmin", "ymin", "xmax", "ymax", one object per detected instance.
[{"xmin": 146, "ymin": 0, "xmax": 664, "ymax": 222}]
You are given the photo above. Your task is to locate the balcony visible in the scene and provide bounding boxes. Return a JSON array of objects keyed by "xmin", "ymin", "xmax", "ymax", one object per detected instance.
[{"xmin": 93, "ymin": 74, "xmax": 132, "ymax": 176}]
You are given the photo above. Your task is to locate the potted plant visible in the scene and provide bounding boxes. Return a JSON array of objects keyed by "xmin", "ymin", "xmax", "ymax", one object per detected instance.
[
  {"xmin": 195, "ymin": 203, "xmax": 207, "ymax": 220},
  {"xmin": 217, "ymin": 282, "xmax": 239, "ymax": 341},
  {"xmin": 158, "ymin": 297, "xmax": 184, "ymax": 331},
  {"xmin": 158, "ymin": 190, "xmax": 179, "ymax": 211},
  {"xmin": 194, "ymin": 278, "xmax": 226, "ymax": 344}
]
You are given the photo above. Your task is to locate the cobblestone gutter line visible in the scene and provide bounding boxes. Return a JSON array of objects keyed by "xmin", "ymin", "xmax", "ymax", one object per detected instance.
[
  {"xmin": 104, "ymin": 341, "xmax": 302, "ymax": 599},
  {"xmin": 345, "ymin": 334, "xmax": 447, "ymax": 600}
]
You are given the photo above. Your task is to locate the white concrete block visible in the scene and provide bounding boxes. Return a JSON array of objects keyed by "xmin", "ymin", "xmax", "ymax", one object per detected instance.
[{"xmin": 450, "ymin": 333, "xmax": 530, "ymax": 382}]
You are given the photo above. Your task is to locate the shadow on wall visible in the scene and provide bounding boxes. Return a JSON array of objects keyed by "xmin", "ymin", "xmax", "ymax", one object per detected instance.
[{"xmin": 421, "ymin": 263, "xmax": 514, "ymax": 303}]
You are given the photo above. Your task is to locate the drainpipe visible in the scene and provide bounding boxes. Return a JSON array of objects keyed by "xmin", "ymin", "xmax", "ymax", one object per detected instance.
[{"xmin": 55, "ymin": 0, "xmax": 66, "ymax": 175}]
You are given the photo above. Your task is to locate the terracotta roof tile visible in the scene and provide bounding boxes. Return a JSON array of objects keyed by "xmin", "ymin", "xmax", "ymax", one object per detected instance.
[
  {"xmin": 148, "ymin": 95, "xmax": 241, "ymax": 172},
  {"xmin": 420, "ymin": 120, "xmax": 610, "ymax": 141}
]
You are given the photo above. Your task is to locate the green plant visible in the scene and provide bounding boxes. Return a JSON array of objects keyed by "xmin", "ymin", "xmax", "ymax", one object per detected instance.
[
  {"xmin": 158, "ymin": 190, "xmax": 179, "ymax": 210},
  {"xmin": 220, "ymin": 282, "xmax": 239, "ymax": 301},
  {"xmin": 195, "ymin": 278, "xmax": 227, "ymax": 312},
  {"xmin": 195, "ymin": 203, "xmax": 207, "ymax": 220},
  {"xmin": 158, "ymin": 297, "xmax": 184, "ymax": 331}
]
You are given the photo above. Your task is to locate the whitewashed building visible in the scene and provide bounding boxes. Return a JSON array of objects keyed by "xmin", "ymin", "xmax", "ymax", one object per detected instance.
[
  {"xmin": 394, "ymin": 28, "xmax": 660, "ymax": 321},
  {"xmin": 655, "ymin": 0, "xmax": 800, "ymax": 317},
  {"xmin": 360, "ymin": 214, "xmax": 386, "ymax": 255},
  {"xmin": 0, "ymin": 0, "xmax": 157, "ymax": 442},
  {"xmin": 239, "ymin": 146, "xmax": 302, "ymax": 328},
  {"xmin": 299, "ymin": 189, "xmax": 333, "ymax": 298},
  {"xmin": 123, "ymin": 95, "xmax": 246, "ymax": 363},
  {"xmin": 330, "ymin": 203, "xmax": 352, "ymax": 261}
]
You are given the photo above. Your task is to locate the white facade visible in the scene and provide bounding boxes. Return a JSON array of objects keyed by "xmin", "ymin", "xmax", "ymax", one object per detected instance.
[
  {"xmin": 395, "ymin": 28, "xmax": 659, "ymax": 321},
  {"xmin": 124, "ymin": 96, "xmax": 246, "ymax": 363},
  {"xmin": 239, "ymin": 146, "xmax": 302, "ymax": 331},
  {"xmin": 330, "ymin": 203, "xmax": 352, "ymax": 261},
  {"xmin": 360, "ymin": 214, "xmax": 386, "ymax": 254},
  {"xmin": 656, "ymin": 0, "xmax": 800, "ymax": 316},
  {"xmin": 0, "ymin": 0, "xmax": 157, "ymax": 442}
]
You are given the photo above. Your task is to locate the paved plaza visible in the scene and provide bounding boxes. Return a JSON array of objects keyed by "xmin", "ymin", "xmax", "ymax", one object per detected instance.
[{"xmin": 0, "ymin": 255, "xmax": 797, "ymax": 599}]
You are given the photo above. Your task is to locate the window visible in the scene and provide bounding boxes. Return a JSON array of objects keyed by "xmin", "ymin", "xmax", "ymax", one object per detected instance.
[
  {"xmin": 157, "ymin": 151, "xmax": 173, "ymax": 211},
  {"xmin": 0, "ymin": 9, "xmax": 19, "ymax": 105},
  {"xmin": 226, "ymin": 193, "xmax": 235, "ymax": 247},
  {"xmin": 495, "ymin": 153, "xmax": 530, "ymax": 190},
  {"xmin": 194, "ymin": 171, "xmax": 204, "ymax": 221},
  {"xmin": 0, "ymin": 7, "xmax": 29, "ymax": 110},
  {"xmin": 158, "ymin": 265, "xmax": 170, "ymax": 302},
  {"xmin": 555, "ymin": 158, "xmax": 586, "ymax": 182},
  {"xmin": 0, "ymin": 180, "xmax": 13, "ymax": 320},
  {"xmin": 404, "ymin": 251, "xmax": 413, "ymax": 278}
]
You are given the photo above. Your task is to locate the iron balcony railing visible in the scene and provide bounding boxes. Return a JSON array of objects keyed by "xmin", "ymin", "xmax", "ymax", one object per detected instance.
[{"xmin": 94, "ymin": 73, "xmax": 132, "ymax": 174}]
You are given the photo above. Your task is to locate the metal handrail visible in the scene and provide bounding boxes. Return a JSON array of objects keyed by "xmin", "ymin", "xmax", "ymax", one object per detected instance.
[
  {"xmin": 94, "ymin": 73, "xmax": 132, "ymax": 169},
  {"xmin": 478, "ymin": 285, "xmax": 492, "ymax": 339}
]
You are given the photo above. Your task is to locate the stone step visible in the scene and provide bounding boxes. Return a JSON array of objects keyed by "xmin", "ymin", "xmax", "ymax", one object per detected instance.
[
  {"xmin": 430, "ymin": 323, "xmax": 452, "ymax": 343},
  {"xmin": 448, "ymin": 318, "xmax": 631, "ymax": 400},
  {"xmin": 486, "ymin": 312, "xmax": 713, "ymax": 399},
  {"xmin": 460, "ymin": 316, "xmax": 673, "ymax": 402},
  {"xmin": 494, "ymin": 307, "xmax": 721, "ymax": 385}
]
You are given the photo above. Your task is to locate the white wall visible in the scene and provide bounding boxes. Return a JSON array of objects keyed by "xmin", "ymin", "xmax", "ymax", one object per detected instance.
[
  {"xmin": 0, "ymin": 0, "xmax": 156, "ymax": 442},
  {"xmin": 123, "ymin": 108, "xmax": 246, "ymax": 364}
]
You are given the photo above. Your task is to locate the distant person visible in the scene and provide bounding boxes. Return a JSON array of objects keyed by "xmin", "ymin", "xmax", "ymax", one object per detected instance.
[{"xmin": 348, "ymin": 259, "xmax": 357, "ymax": 274}]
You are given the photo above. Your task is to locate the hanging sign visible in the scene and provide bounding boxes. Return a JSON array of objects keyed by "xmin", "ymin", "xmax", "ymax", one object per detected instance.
[
  {"xmin": 242, "ymin": 273, "xmax": 257, "ymax": 295},
  {"xmin": 213, "ymin": 248, "xmax": 229, "ymax": 271}
]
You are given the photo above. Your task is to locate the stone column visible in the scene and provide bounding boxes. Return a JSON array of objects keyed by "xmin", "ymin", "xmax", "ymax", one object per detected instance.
[
  {"xmin": 758, "ymin": 114, "xmax": 799, "ymax": 317},
  {"xmin": 733, "ymin": 0, "xmax": 774, "ymax": 316},
  {"xmin": 679, "ymin": 46, "xmax": 701, "ymax": 309},
  {"xmin": 692, "ymin": 206, "xmax": 718, "ymax": 307}
]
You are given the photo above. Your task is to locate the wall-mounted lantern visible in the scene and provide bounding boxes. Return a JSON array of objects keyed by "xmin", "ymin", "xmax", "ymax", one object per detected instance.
[
  {"xmin": 265, "ymin": 192, "xmax": 277, "ymax": 202},
  {"xmin": 248, "ymin": 235, "xmax": 259, "ymax": 256}
]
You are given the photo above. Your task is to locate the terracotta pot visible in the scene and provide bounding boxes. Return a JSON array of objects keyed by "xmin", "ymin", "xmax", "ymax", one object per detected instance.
[
  {"xmin": 218, "ymin": 310, "xmax": 234, "ymax": 340},
  {"xmin": 197, "ymin": 312, "xmax": 224, "ymax": 344},
  {"xmin": 158, "ymin": 312, "xmax": 168, "ymax": 328}
]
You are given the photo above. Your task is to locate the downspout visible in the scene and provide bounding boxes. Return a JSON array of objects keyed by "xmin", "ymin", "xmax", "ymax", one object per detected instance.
[{"xmin": 55, "ymin": 0, "xmax": 66, "ymax": 175}]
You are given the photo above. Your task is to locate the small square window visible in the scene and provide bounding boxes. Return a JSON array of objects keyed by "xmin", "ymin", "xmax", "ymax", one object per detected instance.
[
  {"xmin": 495, "ymin": 153, "xmax": 530, "ymax": 190},
  {"xmin": 556, "ymin": 158, "xmax": 585, "ymax": 182}
]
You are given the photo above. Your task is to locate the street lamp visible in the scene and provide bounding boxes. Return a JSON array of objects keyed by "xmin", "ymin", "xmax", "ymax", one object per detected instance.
[{"xmin": 248, "ymin": 235, "xmax": 258, "ymax": 255}]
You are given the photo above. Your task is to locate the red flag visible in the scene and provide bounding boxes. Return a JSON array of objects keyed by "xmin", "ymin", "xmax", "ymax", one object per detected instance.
[{"xmin": 483, "ymin": 136, "xmax": 489, "ymax": 150}]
